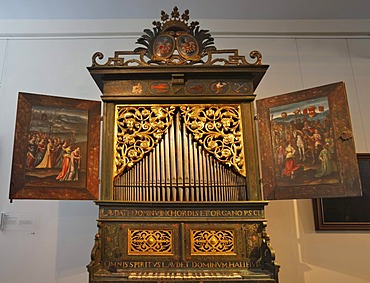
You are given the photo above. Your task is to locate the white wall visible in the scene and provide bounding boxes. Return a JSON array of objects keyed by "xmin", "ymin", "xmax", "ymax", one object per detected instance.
[{"xmin": 0, "ymin": 19, "xmax": 369, "ymax": 283}]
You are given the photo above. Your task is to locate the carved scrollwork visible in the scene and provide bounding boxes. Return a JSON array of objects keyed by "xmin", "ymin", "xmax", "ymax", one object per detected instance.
[
  {"xmin": 203, "ymin": 49, "xmax": 262, "ymax": 66},
  {"xmin": 91, "ymin": 48, "xmax": 262, "ymax": 67},
  {"xmin": 87, "ymin": 232, "xmax": 102, "ymax": 275},
  {"xmin": 114, "ymin": 106, "xmax": 176, "ymax": 179},
  {"xmin": 128, "ymin": 229, "xmax": 173, "ymax": 255},
  {"xmin": 91, "ymin": 50, "xmax": 149, "ymax": 67},
  {"xmin": 180, "ymin": 105, "xmax": 246, "ymax": 176},
  {"xmin": 191, "ymin": 230, "xmax": 235, "ymax": 255}
]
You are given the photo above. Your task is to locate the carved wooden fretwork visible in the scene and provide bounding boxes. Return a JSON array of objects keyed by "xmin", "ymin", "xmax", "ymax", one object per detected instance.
[
  {"xmin": 114, "ymin": 106, "xmax": 176, "ymax": 178},
  {"xmin": 128, "ymin": 229, "xmax": 173, "ymax": 255},
  {"xmin": 180, "ymin": 105, "xmax": 246, "ymax": 176},
  {"xmin": 191, "ymin": 229, "xmax": 236, "ymax": 255}
]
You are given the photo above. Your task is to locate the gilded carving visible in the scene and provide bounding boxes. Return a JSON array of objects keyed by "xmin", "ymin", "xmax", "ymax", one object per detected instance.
[
  {"xmin": 128, "ymin": 229, "xmax": 173, "ymax": 255},
  {"xmin": 114, "ymin": 106, "xmax": 176, "ymax": 179},
  {"xmin": 180, "ymin": 105, "xmax": 246, "ymax": 176},
  {"xmin": 91, "ymin": 50, "xmax": 148, "ymax": 67},
  {"xmin": 114, "ymin": 105, "xmax": 245, "ymax": 178},
  {"xmin": 191, "ymin": 229, "xmax": 235, "ymax": 255}
]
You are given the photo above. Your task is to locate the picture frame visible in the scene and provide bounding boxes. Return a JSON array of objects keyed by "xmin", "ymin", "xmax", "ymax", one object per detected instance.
[
  {"xmin": 256, "ymin": 82, "xmax": 361, "ymax": 200},
  {"xmin": 9, "ymin": 92, "xmax": 101, "ymax": 200},
  {"xmin": 313, "ymin": 153, "xmax": 370, "ymax": 231}
]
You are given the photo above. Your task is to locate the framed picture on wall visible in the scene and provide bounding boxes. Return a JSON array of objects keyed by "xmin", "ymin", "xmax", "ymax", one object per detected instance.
[
  {"xmin": 256, "ymin": 82, "xmax": 362, "ymax": 200},
  {"xmin": 313, "ymin": 153, "xmax": 370, "ymax": 230},
  {"xmin": 9, "ymin": 92, "xmax": 101, "ymax": 200}
]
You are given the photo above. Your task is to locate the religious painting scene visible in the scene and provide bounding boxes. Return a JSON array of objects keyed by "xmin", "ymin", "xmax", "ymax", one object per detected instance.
[
  {"xmin": 269, "ymin": 96, "xmax": 340, "ymax": 186},
  {"xmin": 25, "ymin": 105, "xmax": 88, "ymax": 188}
]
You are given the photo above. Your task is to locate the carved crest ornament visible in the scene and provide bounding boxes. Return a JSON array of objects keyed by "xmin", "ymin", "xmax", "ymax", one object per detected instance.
[{"xmin": 92, "ymin": 6, "xmax": 262, "ymax": 67}]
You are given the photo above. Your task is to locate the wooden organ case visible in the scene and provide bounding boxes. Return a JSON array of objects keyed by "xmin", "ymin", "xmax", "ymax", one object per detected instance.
[{"xmin": 87, "ymin": 7, "xmax": 279, "ymax": 282}]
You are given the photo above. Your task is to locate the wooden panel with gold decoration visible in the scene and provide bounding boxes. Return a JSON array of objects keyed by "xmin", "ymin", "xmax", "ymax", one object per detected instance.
[{"xmin": 257, "ymin": 82, "xmax": 362, "ymax": 199}]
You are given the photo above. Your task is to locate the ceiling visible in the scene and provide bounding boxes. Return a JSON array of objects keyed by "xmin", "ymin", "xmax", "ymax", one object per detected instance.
[{"xmin": 1, "ymin": 0, "xmax": 370, "ymax": 20}]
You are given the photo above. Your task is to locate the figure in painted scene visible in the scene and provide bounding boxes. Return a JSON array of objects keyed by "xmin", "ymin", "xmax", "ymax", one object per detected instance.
[
  {"xmin": 56, "ymin": 146, "xmax": 72, "ymax": 181},
  {"xmin": 34, "ymin": 138, "xmax": 46, "ymax": 167},
  {"xmin": 25, "ymin": 131, "xmax": 83, "ymax": 183},
  {"xmin": 26, "ymin": 136, "xmax": 37, "ymax": 168},
  {"xmin": 315, "ymin": 144, "xmax": 333, "ymax": 178},
  {"xmin": 55, "ymin": 146, "xmax": 81, "ymax": 181},
  {"xmin": 282, "ymin": 142, "xmax": 302, "ymax": 179},
  {"xmin": 67, "ymin": 146, "xmax": 81, "ymax": 181},
  {"xmin": 36, "ymin": 138, "xmax": 54, "ymax": 168}
]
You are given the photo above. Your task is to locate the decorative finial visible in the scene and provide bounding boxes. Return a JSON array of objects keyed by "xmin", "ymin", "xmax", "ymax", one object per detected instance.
[{"xmin": 135, "ymin": 7, "xmax": 215, "ymax": 63}]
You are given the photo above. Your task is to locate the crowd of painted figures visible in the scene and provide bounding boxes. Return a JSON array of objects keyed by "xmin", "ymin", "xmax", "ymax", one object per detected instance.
[
  {"xmin": 26, "ymin": 132, "xmax": 81, "ymax": 181},
  {"xmin": 271, "ymin": 112, "xmax": 335, "ymax": 180}
]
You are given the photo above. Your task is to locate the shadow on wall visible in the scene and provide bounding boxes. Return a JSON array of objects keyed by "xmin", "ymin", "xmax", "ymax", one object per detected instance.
[
  {"xmin": 55, "ymin": 201, "xmax": 98, "ymax": 279},
  {"xmin": 265, "ymin": 199, "xmax": 311, "ymax": 282},
  {"xmin": 297, "ymin": 200, "xmax": 370, "ymax": 282}
]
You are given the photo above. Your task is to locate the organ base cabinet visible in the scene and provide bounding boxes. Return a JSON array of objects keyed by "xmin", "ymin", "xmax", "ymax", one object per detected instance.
[
  {"xmin": 87, "ymin": 7, "xmax": 279, "ymax": 282},
  {"xmin": 87, "ymin": 202, "xmax": 279, "ymax": 282}
]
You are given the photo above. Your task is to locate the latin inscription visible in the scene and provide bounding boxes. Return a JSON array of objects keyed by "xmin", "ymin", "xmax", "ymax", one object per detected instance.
[
  {"xmin": 100, "ymin": 208, "xmax": 264, "ymax": 219},
  {"xmin": 103, "ymin": 260, "xmax": 259, "ymax": 269}
]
